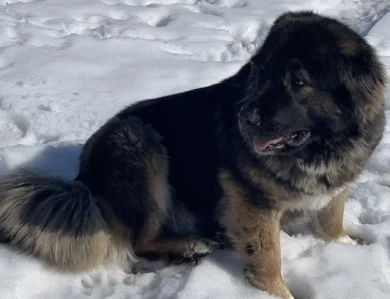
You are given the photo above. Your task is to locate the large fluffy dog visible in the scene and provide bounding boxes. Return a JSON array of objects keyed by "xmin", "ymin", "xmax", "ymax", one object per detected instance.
[{"xmin": 0, "ymin": 11, "xmax": 385, "ymax": 299}]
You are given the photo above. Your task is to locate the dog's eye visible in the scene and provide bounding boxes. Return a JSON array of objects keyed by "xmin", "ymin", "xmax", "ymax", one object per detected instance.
[{"xmin": 292, "ymin": 79, "xmax": 305, "ymax": 87}]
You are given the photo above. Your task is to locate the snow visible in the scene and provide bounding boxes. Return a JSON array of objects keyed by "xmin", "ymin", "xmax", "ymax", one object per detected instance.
[{"xmin": 0, "ymin": 0, "xmax": 389, "ymax": 298}]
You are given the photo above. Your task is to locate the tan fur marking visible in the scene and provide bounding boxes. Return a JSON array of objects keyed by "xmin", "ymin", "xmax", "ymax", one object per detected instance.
[
  {"xmin": 0, "ymin": 190, "xmax": 110, "ymax": 271},
  {"xmin": 105, "ymin": 212, "xmax": 138, "ymax": 268},
  {"xmin": 219, "ymin": 170, "xmax": 293, "ymax": 299},
  {"xmin": 135, "ymin": 151, "xmax": 171, "ymax": 251},
  {"xmin": 326, "ymin": 22, "xmax": 359, "ymax": 56},
  {"xmin": 134, "ymin": 152, "xmax": 210, "ymax": 261},
  {"xmin": 4, "ymin": 216, "xmax": 110, "ymax": 271},
  {"xmin": 314, "ymin": 190, "xmax": 348, "ymax": 240},
  {"xmin": 339, "ymin": 39, "xmax": 358, "ymax": 56},
  {"xmin": 34, "ymin": 231, "xmax": 110, "ymax": 271}
]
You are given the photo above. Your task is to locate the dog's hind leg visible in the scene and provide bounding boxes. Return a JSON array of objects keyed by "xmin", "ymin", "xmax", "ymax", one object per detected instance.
[
  {"xmin": 78, "ymin": 115, "xmax": 172, "ymax": 264},
  {"xmin": 78, "ymin": 115, "xmax": 215, "ymax": 268}
]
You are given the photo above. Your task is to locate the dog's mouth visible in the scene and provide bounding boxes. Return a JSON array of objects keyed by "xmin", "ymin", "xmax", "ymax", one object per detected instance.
[{"xmin": 253, "ymin": 130, "xmax": 311, "ymax": 153}]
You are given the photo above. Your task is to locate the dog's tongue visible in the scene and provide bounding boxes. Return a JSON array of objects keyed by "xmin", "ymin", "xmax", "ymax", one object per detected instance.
[{"xmin": 254, "ymin": 137, "xmax": 283, "ymax": 151}]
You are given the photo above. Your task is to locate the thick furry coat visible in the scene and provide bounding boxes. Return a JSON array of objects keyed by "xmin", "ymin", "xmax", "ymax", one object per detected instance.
[{"xmin": 0, "ymin": 11, "xmax": 385, "ymax": 299}]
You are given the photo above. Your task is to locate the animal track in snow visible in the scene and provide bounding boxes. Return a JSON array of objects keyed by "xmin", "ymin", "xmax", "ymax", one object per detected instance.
[
  {"xmin": 80, "ymin": 272, "xmax": 118, "ymax": 297},
  {"xmin": 359, "ymin": 210, "xmax": 390, "ymax": 225},
  {"xmin": 286, "ymin": 269, "xmax": 316, "ymax": 299},
  {"xmin": 137, "ymin": 13, "xmax": 176, "ymax": 27},
  {"xmin": 77, "ymin": 261, "xmax": 191, "ymax": 299},
  {"xmin": 101, "ymin": 0, "xmax": 197, "ymax": 7},
  {"xmin": 154, "ymin": 15, "xmax": 175, "ymax": 27},
  {"xmin": 0, "ymin": 0, "xmax": 259, "ymax": 62},
  {"xmin": 201, "ymin": 0, "xmax": 247, "ymax": 8},
  {"xmin": 8, "ymin": 112, "xmax": 29, "ymax": 137}
]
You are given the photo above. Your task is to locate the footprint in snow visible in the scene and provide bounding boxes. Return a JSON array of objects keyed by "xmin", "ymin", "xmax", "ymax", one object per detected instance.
[{"xmin": 80, "ymin": 272, "xmax": 118, "ymax": 297}]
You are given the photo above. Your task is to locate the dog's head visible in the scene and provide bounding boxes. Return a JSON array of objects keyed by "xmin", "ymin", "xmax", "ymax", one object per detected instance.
[{"xmin": 238, "ymin": 11, "xmax": 385, "ymax": 156}]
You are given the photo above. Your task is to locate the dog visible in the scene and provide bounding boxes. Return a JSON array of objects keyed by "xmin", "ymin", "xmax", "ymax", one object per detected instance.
[{"xmin": 0, "ymin": 11, "xmax": 385, "ymax": 299}]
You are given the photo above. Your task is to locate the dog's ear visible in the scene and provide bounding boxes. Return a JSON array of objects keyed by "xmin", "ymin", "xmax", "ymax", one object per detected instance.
[
  {"xmin": 337, "ymin": 40, "xmax": 386, "ymax": 125},
  {"xmin": 327, "ymin": 22, "xmax": 386, "ymax": 102},
  {"xmin": 339, "ymin": 45, "xmax": 386, "ymax": 99}
]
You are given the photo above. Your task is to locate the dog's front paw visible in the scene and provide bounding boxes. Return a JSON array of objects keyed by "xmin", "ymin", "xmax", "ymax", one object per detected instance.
[
  {"xmin": 245, "ymin": 268, "xmax": 294, "ymax": 299},
  {"xmin": 335, "ymin": 234, "xmax": 358, "ymax": 245}
]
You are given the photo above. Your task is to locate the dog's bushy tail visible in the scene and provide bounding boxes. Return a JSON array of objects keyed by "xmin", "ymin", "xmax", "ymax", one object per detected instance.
[{"xmin": 0, "ymin": 170, "xmax": 111, "ymax": 271}]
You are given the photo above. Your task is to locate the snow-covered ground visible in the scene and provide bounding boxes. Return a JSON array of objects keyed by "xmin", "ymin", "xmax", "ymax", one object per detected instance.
[{"xmin": 0, "ymin": 0, "xmax": 389, "ymax": 298}]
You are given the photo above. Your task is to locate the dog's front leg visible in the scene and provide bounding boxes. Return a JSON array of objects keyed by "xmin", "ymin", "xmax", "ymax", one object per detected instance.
[
  {"xmin": 220, "ymin": 176, "xmax": 293, "ymax": 299},
  {"xmin": 314, "ymin": 190, "xmax": 357, "ymax": 245}
]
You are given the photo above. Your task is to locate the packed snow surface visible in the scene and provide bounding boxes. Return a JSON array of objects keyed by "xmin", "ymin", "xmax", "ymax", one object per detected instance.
[{"xmin": 0, "ymin": 0, "xmax": 390, "ymax": 298}]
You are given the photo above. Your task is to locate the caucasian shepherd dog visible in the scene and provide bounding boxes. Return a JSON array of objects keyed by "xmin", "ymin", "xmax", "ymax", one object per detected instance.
[{"xmin": 0, "ymin": 11, "xmax": 385, "ymax": 299}]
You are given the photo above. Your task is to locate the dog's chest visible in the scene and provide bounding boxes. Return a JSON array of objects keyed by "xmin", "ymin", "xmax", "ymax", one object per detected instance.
[{"xmin": 292, "ymin": 188, "xmax": 344, "ymax": 211}]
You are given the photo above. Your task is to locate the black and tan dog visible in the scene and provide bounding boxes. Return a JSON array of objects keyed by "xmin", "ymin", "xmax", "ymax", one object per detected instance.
[{"xmin": 0, "ymin": 11, "xmax": 385, "ymax": 299}]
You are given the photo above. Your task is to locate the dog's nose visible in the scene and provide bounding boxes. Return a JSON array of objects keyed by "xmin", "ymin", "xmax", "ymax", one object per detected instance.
[{"xmin": 244, "ymin": 108, "xmax": 261, "ymax": 127}]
